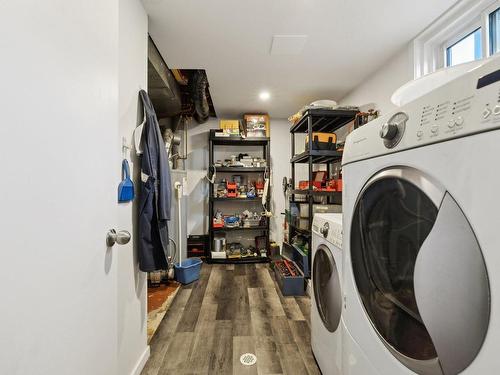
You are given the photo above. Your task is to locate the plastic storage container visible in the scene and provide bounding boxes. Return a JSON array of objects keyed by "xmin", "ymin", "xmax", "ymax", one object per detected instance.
[
  {"xmin": 273, "ymin": 259, "xmax": 305, "ymax": 296},
  {"xmin": 187, "ymin": 235, "xmax": 209, "ymax": 258},
  {"xmin": 282, "ymin": 242, "xmax": 310, "ymax": 278},
  {"xmin": 174, "ymin": 258, "xmax": 203, "ymax": 284},
  {"xmin": 305, "ymin": 132, "xmax": 337, "ymax": 150}
]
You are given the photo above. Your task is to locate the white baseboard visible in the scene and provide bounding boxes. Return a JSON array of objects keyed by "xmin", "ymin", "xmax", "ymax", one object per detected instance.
[{"xmin": 131, "ymin": 346, "xmax": 150, "ymax": 375}]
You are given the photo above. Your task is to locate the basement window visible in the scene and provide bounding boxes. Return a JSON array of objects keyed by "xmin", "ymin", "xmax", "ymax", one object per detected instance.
[
  {"xmin": 446, "ymin": 27, "xmax": 483, "ymax": 67},
  {"xmin": 490, "ymin": 7, "xmax": 500, "ymax": 55},
  {"xmin": 414, "ymin": 0, "xmax": 500, "ymax": 77}
]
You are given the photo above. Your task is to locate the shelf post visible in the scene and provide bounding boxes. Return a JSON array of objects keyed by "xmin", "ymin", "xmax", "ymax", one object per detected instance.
[
  {"xmin": 209, "ymin": 133, "xmax": 214, "ymax": 255},
  {"xmin": 307, "ymin": 115, "xmax": 314, "ymax": 269},
  {"xmin": 290, "ymin": 130, "xmax": 295, "ymax": 202}
]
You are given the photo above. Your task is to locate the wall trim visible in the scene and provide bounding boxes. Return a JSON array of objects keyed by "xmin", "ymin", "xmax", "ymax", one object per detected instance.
[{"xmin": 131, "ymin": 346, "xmax": 150, "ymax": 375}]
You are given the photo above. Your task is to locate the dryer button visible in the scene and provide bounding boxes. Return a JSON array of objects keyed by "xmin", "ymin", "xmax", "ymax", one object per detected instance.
[
  {"xmin": 494, "ymin": 105, "xmax": 500, "ymax": 115},
  {"xmin": 431, "ymin": 126, "xmax": 439, "ymax": 134},
  {"xmin": 483, "ymin": 108, "xmax": 492, "ymax": 119},
  {"xmin": 455, "ymin": 116, "xmax": 464, "ymax": 126}
]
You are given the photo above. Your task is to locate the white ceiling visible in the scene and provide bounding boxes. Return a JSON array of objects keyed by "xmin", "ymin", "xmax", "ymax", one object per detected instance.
[{"xmin": 143, "ymin": 0, "xmax": 457, "ymax": 118}]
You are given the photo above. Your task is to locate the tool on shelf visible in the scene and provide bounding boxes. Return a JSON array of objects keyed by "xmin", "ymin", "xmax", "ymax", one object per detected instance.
[
  {"xmin": 226, "ymin": 181, "xmax": 238, "ymax": 198},
  {"xmin": 261, "ymin": 167, "xmax": 272, "ymax": 218},
  {"xmin": 205, "ymin": 165, "xmax": 217, "ymax": 183},
  {"xmin": 212, "ymin": 209, "xmax": 267, "ymax": 230},
  {"xmin": 224, "ymin": 215, "xmax": 240, "ymax": 228},
  {"xmin": 213, "ymin": 209, "xmax": 224, "ymax": 228},
  {"xmin": 284, "ymin": 259, "xmax": 296, "ymax": 277}
]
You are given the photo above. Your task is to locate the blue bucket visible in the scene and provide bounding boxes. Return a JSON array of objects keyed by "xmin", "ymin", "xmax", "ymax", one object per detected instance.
[{"xmin": 174, "ymin": 258, "xmax": 203, "ymax": 284}]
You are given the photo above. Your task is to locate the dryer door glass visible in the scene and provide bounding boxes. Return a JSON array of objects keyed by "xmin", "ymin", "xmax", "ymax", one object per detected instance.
[
  {"xmin": 351, "ymin": 177, "xmax": 438, "ymax": 361},
  {"xmin": 313, "ymin": 245, "xmax": 342, "ymax": 333}
]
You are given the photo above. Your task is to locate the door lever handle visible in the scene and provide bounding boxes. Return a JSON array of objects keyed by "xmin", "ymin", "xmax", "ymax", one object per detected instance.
[{"xmin": 106, "ymin": 229, "xmax": 131, "ymax": 247}]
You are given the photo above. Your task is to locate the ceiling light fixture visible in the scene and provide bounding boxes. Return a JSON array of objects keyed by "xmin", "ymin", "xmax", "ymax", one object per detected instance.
[{"xmin": 259, "ymin": 91, "xmax": 270, "ymax": 101}]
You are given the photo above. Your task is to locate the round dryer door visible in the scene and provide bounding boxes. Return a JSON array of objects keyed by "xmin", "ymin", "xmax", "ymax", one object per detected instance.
[
  {"xmin": 313, "ymin": 244, "xmax": 342, "ymax": 333},
  {"xmin": 350, "ymin": 167, "xmax": 490, "ymax": 375}
]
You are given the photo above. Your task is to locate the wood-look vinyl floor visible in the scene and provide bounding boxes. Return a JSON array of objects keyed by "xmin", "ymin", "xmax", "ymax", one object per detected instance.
[{"xmin": 141, "ymin": 263, "xmax": 320, "ymax": 375}]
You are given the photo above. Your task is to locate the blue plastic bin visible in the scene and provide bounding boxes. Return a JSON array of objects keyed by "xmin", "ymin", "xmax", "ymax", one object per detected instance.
[{"xmin": 174, "ymin": 258, "xmax": 203, "ymax": 284}]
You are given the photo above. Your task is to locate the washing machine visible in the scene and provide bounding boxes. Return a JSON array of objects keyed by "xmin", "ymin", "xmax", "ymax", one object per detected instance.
[
  {"xmin": 341, "ymin": 55, "xmax": 500, "ymax": 375},
  {"xmin": 311, "ymin": 213, "xmax": 343, "ymax": 374}
]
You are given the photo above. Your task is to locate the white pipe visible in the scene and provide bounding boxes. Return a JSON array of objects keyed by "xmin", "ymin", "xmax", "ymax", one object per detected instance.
[{"xmin": 174, "ymin": 181, "xmax": 182, "ymax": 265}]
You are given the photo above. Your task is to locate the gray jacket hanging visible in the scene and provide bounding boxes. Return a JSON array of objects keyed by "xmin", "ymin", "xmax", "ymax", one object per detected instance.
[{"xmin": 138, "ymin": 90, "xmax": 172, "ymax": 272}]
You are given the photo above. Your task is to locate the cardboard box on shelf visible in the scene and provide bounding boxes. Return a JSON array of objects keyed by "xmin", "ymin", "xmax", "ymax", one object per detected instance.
[
  {"xmin": 219, "ymin": 119, "xmax": 241, "ymax": 136},
  {"xmin": 244, "ymin": 114, "xmax": 269, "ymax": 137}
]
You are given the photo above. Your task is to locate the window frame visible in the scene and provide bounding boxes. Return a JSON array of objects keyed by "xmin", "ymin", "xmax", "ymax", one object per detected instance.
[
  {"xmin": 488, "ymin": 4, "xmax": 500, "ymax": 54},
  {"xmin": 443, "ymin": 20, "xmax": 482, "ymax": 67},
  {"xmin": 413, "ymin": 0, "xmax": 499, "ymax": 78}
]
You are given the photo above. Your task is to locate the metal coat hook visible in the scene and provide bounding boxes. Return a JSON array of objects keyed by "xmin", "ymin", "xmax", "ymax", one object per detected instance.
[{"xmin": 122, "ymin": 136, "xmax": 132, "ymax": 159}]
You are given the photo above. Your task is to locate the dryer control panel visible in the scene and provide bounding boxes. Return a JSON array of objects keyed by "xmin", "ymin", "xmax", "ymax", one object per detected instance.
[
  {"xmin": 343, "ymin": 55, "xmax": 500, "ymax": 165},
  {"xmin": 312, "ymin": 213, "xmax": 343, "ymax": 248}
]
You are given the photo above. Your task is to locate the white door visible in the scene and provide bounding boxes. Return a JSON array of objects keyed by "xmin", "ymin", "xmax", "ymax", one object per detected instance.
[{"xmin": 0, "ymin": 1, "xmax": 120, "ymax": 374}]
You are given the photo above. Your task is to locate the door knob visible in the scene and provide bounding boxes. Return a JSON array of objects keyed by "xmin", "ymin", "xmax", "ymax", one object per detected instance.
[{"xmin": 106, "ymin": 229, "xmax": 131, "ymax": 247}]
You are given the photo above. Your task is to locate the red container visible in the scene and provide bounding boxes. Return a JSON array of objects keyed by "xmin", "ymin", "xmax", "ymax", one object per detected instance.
[
  {"xmin": 336, "ymin": 179, "xmax": 343, "ymax": 192},
  {"xmin": 226, "ymin": 182, "xmax": 238, "ymax": 198},
  {"xmin": 299, "ymin": 181, "xmax": 322, "ymax": 190}
]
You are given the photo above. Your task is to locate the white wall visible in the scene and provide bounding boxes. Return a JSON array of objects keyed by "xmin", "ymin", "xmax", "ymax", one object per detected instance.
[
  {"xmin": 186, "ymin": 119, "xmax": 219, "ymax": 235},
  {"xmin": 268, "ymin": 119, "xmax": 291, "ymax": 244},
  {"xmin": 118, "ymin": 1, "xmax": 149, "ymax": 375},
  {"xmin": 186, "ymin": 118, "xmax": 291, "ymax": 245},
  {"xmin": 340, "ymin": 43, "xmax": 415, "ymax": 115}
]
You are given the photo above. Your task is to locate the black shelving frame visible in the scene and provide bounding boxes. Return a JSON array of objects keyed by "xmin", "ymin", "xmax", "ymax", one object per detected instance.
[
  {"xmin": 289, "ymin": 108, "xmax": 358, "ymax": 270},
  {"xmin": 208, "ymin": 134, "xmax": 271, "ymax": 264}
]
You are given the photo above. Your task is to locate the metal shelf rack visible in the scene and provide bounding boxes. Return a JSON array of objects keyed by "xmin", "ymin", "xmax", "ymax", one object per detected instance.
[
  {"xmin": 209, "ymin": 256, "xmax": 270, "ymax": 264},
  {"xmin": 289, "ymin": 108, "xmax": 358, "ymax": 270},
  {"xmin": 212, "ymin": 197, "xmax": 262, "ymax": 202},
  {"xmin": 212, "ymin": 226, "xmax": 269, "ymax": 232},
  {"xmin": 208, "ymin": 132, "xmax": 271, "ymax": 264},
  {"xmin": 290, "ymin": 150, "xmax": 343, "ymax": 164}
]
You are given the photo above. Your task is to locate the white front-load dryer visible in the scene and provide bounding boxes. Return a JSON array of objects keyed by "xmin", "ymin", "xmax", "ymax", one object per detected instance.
[
  {"xmin": 311, "ymin": 213, "xmax": 343, "ymax": 375},
  {"xmin": 341, "ymin": 55, "xmax": 500, "ymax": 375}
]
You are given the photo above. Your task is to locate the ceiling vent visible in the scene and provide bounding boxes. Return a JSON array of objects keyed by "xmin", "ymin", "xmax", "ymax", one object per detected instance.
[{"xmin": 270, "ymin": 35, "xmax": 308, "ymax": 55}]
